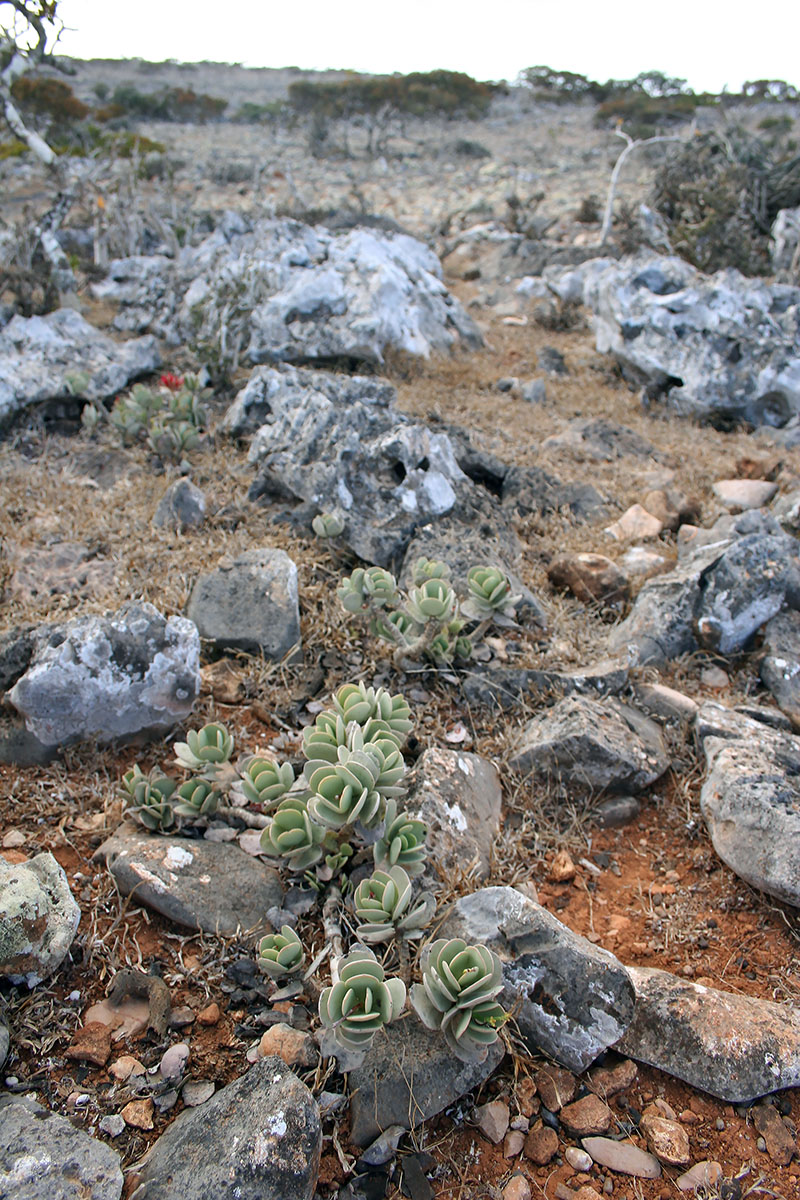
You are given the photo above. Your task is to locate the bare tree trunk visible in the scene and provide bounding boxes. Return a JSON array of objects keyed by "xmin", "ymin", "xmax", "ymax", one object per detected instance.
[{"xmin": 600, "ymin": 128, "xmax": 683, "ymax": 246}]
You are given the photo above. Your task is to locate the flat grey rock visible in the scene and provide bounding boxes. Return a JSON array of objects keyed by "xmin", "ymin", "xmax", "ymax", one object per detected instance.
[
  {"xmin": 759, "ymin": 609, "xmax": 800, "ymax": 730},
  {"xmin": 95, "ymin": 825, "xmax": 283, "ymax": 935},
  {"xmin": 153, "ymin": 478, "xmax": 206, "ymax": 530},
  {"xmin": 7, "ymin": 602, "xmax": 200, "ymax": 747},
  {"xmin": 502, "ymin": 465, "xmax": 607, "ymax": 523},
  {"xmin": 347, "ymin": 1013, "xmax": 504, "ymax": 1146},
  {"xmin": 0, "ymin": 307, "xmax": 159, "ymax": 431},
  {"xmin": 0, "ymin": 1093, "xmax": 123, "ymax": 1199},
  {"xmin": 186, "ymin": 548, "xmax": 300, "ymax": 659},
  {"xmin": 407, "ymin": 748, "xmax": 502, "ymax": 883},
  {"xmin": 462, "ymin": 659, "xmax": 628, "ymax": 711},
  {"xmin": 616, "ymin": 966, "xmax": 800, "ymax": 1102},
  {"xmin": 510, "ymin": 695, "xmax": 668, "ymax": 793},
  {"xmin": 695, "ymin": 533, "xmax": 800, "ymax": 653},
  {"xmin": 440, "ymin": 886, "xmax": 635, "ymax": 1073},
  {"xmin": 697, "ymin": 703, "xmax": 800, "ymax": 906},
  {"xmin": 0, "ymin": 852, "xmax": 80, "ymax": 987},
  {"xmin": 131, "ymin": 1056, "xmax": 320, "ymax": 1200}
]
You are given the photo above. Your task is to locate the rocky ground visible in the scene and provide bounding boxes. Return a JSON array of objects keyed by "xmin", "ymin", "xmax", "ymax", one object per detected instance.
[{"xmin": 2, "ymin": 61, "xmax": 800, "ymax": 1200}]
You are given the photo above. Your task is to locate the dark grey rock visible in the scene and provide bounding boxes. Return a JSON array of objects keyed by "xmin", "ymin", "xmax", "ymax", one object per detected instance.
[
  {"xmin": 0, "ymin": 1012, "xmax": 8, "ymax": 1070},
  {"xmin": 594, "ymin": 794, "xmax": 641, "ymax": 828},
  {"xmin": 407, "ymin": 748, "xmax": 502, "ymax": 883},
  {"xmin": 0, "ymin": 1093, "xmax": 123, "ymax": 1199},
  {"xmin": 760, "ymin": 610, "xmax": 800, "ymax": 730},
  {"xmin": 580, "ymin": 253, "xmax": 800, "ymax": 428},
  {"xmin": 6, "ymin": 602, "xmax": 200, "ymax": 747},
  {"xmin": 502, "ymin": 465, "xmax": 607, "ymax": 523},
  {"xmin": 695, "ymin": 533, "xmax": 800, "ymax": 653},
  {"xmin": 616, "ymin": 966, "xmax": 800, "ymax": 1102},
  {"xmin": 186, "ymin": 548, "xmax": 300, "ymax": 659},
  {"xmin": 538, "ymin": 346, "xmax": 567, "ymax": 376},
  {"xmin": 440, "ymin": 887, "xmax": 635, "ymax": 1073},
  {"xmin": 0, "ymin": 627, "xmax": 39, "ymax": 692},
  {"xmin": 0, "ymin": 308, "xmax": 160, "ymax": 431},
  {"xmin": 347, "ymin": 1013, "xmax": 504, "ymax": 1146},
  {"xmin": 510, "ymin": 696, "xmax": 668, "ymax": 793},
  {"xmin": 461, "ymin": 660, "xmax": 628, "ymax": 711},
  {"xmin": 240, "ymin": 365, "xmax": 468, "ymax": 566},
  {"xmin": 131, "ymin": 1056, "xmax": 320, "ymax": 1200},
  {"xmin": 94, "ymin": 824, "xmax": 283, "ymax": 935},
  {"xmin": 697, "ymin": 703, "xmax": 800, "ymax": 907},
  {"xmin": 521, "ymin": 378, "xmax": 547, "ymax": 404},
  {"xmin": 540, "ymin": 417, "xmax": 658, "ymax": 463},
  {"xmin": 0, "ymin": 709, "xmax": 58, "ymax": 767},
  {"xmin": 153, "ymin": 478, "xmax": 206, "ymax": 530},
  {"xmin": 0, "ymin": 852, "xmax": 80, "ymax": 987}
]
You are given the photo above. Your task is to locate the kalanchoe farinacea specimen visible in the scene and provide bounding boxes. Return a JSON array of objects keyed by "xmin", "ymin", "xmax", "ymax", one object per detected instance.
[
  {"xmin": 260, "ymin": 795, "xmax": 326, "ymax": 871},
  {"xmin": 120, "ymin": 765, "xmax": 177, "ymax": 832},
  {"xmin": 312, "ymin": 512, "xmax": 345, "ymax": 539},
  {"xmin": 462, "ymin": 565, "xmax": 522, "ymax": 620},
  {"xmin": 305, "ymin": 746, "xmax": 384, "ymax": 831},
  {"xmin": 174, "ymin": 722, "xmax": 234, "ymax": 772},
  {"xmin": 338, "ymin": 566, "xmax": 399, "ymax": 613},
  {"xmin": 331, "ymin": 683, "xmax": 412, "ymax": 740},
  {"xmin": 239, "ymin": 756, "xmax": 295, "ymax": 807},
  {"xmin": 410, "ymin": 938, "xmax": 507, "ymax": 1062},
  {"xmin": 303, "ymin": 723, "xmax": 407, "ymax": 803},
  {"xmin": 172, "ymin": 778, "xmax": 220, "ymax": 820},
  {"xmin": 318, "ymin": 948, "xmax": 406, "ymax": 1050},
  {"xmin": 411, "ymin": 557, "xmax": 452, "ymax": 585},
  {"xmin": 257, "ymin": 925, "xmax": 306, "ymax": 979},
  {"xmin": 406, "ymin": 578, "xmax": 458, "ymax": 626},
  {"xmin": 353, "ymin": 865, "xmax": 435, "ymax": 944},
  {"xmin": 373, "ymin": 799, "xmax": 428, "ymax": 876}
]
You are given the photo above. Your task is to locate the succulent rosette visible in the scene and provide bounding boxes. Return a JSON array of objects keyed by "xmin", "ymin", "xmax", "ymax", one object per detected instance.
[
  {"xmin": 411, "ymin": 557, "xmax": 451, "ymax": 585},
  {"xmin": 373, "ymin": 799, "xmax": 428, "ymax": 876},
  {"xmin": 318, "ymin": 948, "xmax": 406, "ymax": 1050},
  {"xmin": 259, "ymin": 796, "xmax": 326, "ymax": 871},
  {"xmin": 362, "ymin": 566, "xmax": 399, "ymax": 608},
  {"xmin": 120, "ymin": 765, "xmax": 176, "ymax": 832},
  {"xmin": 312, "ymin": 512, "xmax": 345, "ymax": 539},
  {"xmin": 337, "ymin": 568, "xmax": 368, "ymax": 612},
  {"xmin": 256, "ymin": 925, "xmax": 306, "ymax": 979},
  {"xmin": 305, "ymin": 747, "xmax": 383, "ymax": 831},
  {"xmin": 331, "ymin": 683, "xmax": 412, "ymax": 741},
  {"xmin": 239, "ymin": 756, "xmax": 295, "ymax": 807},
  {"xmin": 406, "ymin": 578, "xmax": 458, "ymax": 625},
  {"xmin": 410, "ymin": 938, "xmax": 507, "ymax": 1062},
  {"xmin": 174, "ymin": 722, "xmax": 234, "ymax": 771},
  {"xmin": 173, "ymin": 778, "xmax": 219, "ymax": 819},
  {"xmin": 353, "ymin": 866, "xmax": 435, "ymax": 944},
  {"xmin": 463, "ymin": 565, "xmax": 521, "ymax": 619}
]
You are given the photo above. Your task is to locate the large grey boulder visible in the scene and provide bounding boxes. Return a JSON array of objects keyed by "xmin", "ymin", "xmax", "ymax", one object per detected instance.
[
  {"xmin": 440, "ymin": 886, "xmax": 635, "ymax": 1073},
  {"xmin": 609, "ymin": 522, "xmax": 800, "ymax": 665},
  {"xmin": 0, "ymin": 852, "xmax": 80, "ymax": 987},
  {"xmin": 94, "ymin": 825, "xmax": 283, "ymax": 935},
  {"xmin": 93, "ymin": 216, "xmax": 481, "ymax": 366},
  {"xmin": 510, "ymin": 696, "xmax": 668, "ymax": 793},
  {"xmin": 7, "ymin": 602, "xmax": 200, "ymax": 747},
  {"xmin": 0, "ymin": 1094, "xmax": 123, "ymax": 1199},
  {"xmin": 696, "ymin": 703, "xmax": 800, "ymax": 907},
  {"xmin": 239, "ymin": 365, "xmax": 468, "ymax": 565},
  {"xmin": 347, "ymin": 1013, "xmax": 504, "ymax": 1146},
  {"xmin": 186, "ymin": 548, "xmax": 300, "ymax": 659},
  {"xmin": 0, "ymin": 308, "xmax": 159, "ymax": 431},
  {"xmin": 573, "ymin": 253, "xmax": 800, "ymax": 428},
  {"xmin": 760, "ymin": 609, "xmax": 800, "ymax": 728},
  {"xmin": 130, "ymin": 1056, "xmax": 320, "ymax": 1200},
  {"xmin": 616, "ymin": 966, "xmax": 800, "ymax": 1102}
]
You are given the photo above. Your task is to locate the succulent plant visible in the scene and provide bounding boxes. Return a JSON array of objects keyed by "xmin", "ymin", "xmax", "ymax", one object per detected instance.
[
  {"xmin": 331, "ymin": 683, "xmax": 412, "ymax": 741},
  {"xmin": 148, "ymin": 417, "xmax": 201, "ymax": 459},
  {"xmin": 80, "ymin": 401, "xmax": 104, "ymax": 436},
  {"xmin": 463, "ymin": 565, "xmax": 521, "ymax": 619},
  {"xmin": 239, "ymin": 756, "xmax": 295, "ymax": 807},
  {"xmin": 411, "ymin": 557, "xmax": 452, "ymax": 585},
  {"xmin": 256, "ymin": 925, "xmax": 306, "ymax": 979},
  {"xmin": 373, "ymin": 799, "xmax": 428, "ymax": 877},
  {"xmin": 302, "ymin": 711, "xmax": 349, "ymax": 764},
  {"xmin": 120, "ymin": 765, "xmax": 177, "ymax": 832},
  {"xmin": 337, "ymin": 567, "xmax": 369, "ymax": 613},
  {"xmin": 312, "ymin": 512, "xmax": 345, "ymax": 539},
  {"xmin": 369, "ymin": 609, "xmax": 421, "ymax": 646},
  {"xmin": 362, "ymin": 566, "xmax": 399, "ymax": 608},
  {"xmin": 109, "ymin": 395, "xmax": 147, "ymax": 444},
  {"xmin": 305, "ymin": 748, "xmax": 383, "ymax": 831},
  {"xmin": 353, "ymin": 866, "xmax": 435, "ymax": 943},
  {"xmin": 173, "ymin": 778, "xmax": 220, "ymax": 819},
  {"xmin": 406, "ymin": 578, "xmax": 458, "ymax": 626},
  {"xmin": 318, "ymin": 948, "xmax": 406, "ymax": 1050},
  {"xmin": 174, "ymin": 723, "xmax": 234, "ymax": 772},
  {"xmin": 259, "ymin": 795, "xmax": 326, "ymax": 871},
  {"xmin": 410, "ymin": 938, "xmax": 507, "ymax": 1062}
]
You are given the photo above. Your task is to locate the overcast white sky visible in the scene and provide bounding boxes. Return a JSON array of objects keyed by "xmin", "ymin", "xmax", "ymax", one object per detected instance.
[{"xmin": 54, "ymin": 0, "xmax": 799, "ymax": 94}]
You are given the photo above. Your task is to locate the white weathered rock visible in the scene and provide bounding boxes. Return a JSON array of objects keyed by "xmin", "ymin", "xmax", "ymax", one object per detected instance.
[
  {"xmin": 0, "ymin": 852, "xmax": 80, "ymax": 987},
  {"xmin": 7, "ymin": 602, "xmax": 200, "ymax": 747},
  {"xmin": 771, "ymin": 206, "xmax": 800, "ymax": 281},
  {"xmin": 712, "ymin": 479, "xmax": 778, "ymax": 510},
  {"xmin": 408, "ymin": 748, "xmax": 502, "ymax": 883},
  {"xmin": 0, "ymin": 308, "xmax": 159, "ymax": 431},
  {"xmin": 0, "ymin": 1094, "xmax": 123, "ymax": 1198}
]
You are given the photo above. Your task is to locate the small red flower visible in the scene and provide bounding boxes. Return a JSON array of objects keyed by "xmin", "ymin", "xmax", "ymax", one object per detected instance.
[{"xmin": 160, "ymin": 372, "xmax": 184, "ymax": 392}]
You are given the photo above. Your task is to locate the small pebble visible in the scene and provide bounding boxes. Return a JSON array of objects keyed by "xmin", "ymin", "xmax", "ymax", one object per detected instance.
[
  {"xmin": 757, "ymin": 1136, "xmax": 767, "ymax": 1152},
  {"xmin": 503, "ymin": 1176, "xmax": 531, "ymax": 1200},
  {"xmin": 566, "ymin": 1147, "xmax": 594, "ymax": 1171},
  {"xmin": 99, "ymin": 1114, "xmax": 125, "ymax": 1137},
  {"xmin": 504, "ymin": 1130, "xmax": 526, "ymax": 1158},
  {"xmin": 603, "ymin": 1180, "xmax": 613, "ymax": 1194},
  {"xmin": 182, "ymin": 1079, "xmax": 216, "ymax": 1107},
  {"xmin": 121, "ymin": 1098, "xmax": 154, "ymax": 1130},
  {"xmin": 475, "ymin": 1099, "xmax": 510, "ymax": 1144},
  {"xmin": 197, "ymin": 1002, "xmax": 221, "ymax": 1026},
  {"xmin": 715, "ymin": 1118, "xmax": 725, "ymax": 1131},
  {"xmin": 160, "ymin": 1042, "xmax": 190, "ymax": 1081}
]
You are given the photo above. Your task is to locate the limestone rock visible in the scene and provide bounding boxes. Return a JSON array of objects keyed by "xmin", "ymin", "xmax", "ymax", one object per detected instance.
[
  {"xmin": 407, "ymin": 748, "xmax": 502, "ymax": 883},
  {"xmin": 0, "ymin": 852, "xmax": 80, "ymax": 987},
  {"xmin": 0, "ymin": 307, "xmax": 159, "ymax": 432},
  {"xmin": 347, "ymin": 1012, "xmax": 503, "ymax": 1146},
  {"xmin": 94, "ymin": 825, "xmax": 283, "ymax": 935},
  {"xmin": 0, "ymin": 1094, "xmax": 123, "ymax": 1199},
  {"xmin": 463, "ymin": 660, "xmax": 628, "ymax": 712},
  {"xmin": 510, "ymin": 696, "xmax": 668, "ymax": 793},
  {"xmin": 440, "ymin": 887, "xmax": 635, "ymax": 1072},
  {"xmin": 131, "ymin": 1056, "xmax": 320, "ymax": 1200},
  {"xmin": 7, "ymin": 602, "xmax": 200, "ymax": 747},
  {"xmin": 547, "ymin": 552, "xmax": 629, "ymax": 607},
  {"xmin": 712, "ymin": 479, "xmax": 778, "ymax": 510},
  {"xmin": 186, "ymin": 548, "xmax": 300, "ymax": 659},
  {"xmin": 616, "ymin": 965, "xmax": 800, "ymax": 1101},
  {"xmin": 153, "ymin": 478, "xmax": 206, "ymax": 530},
  {"xmin": 582, "ymin": 1136, "xmax": 661, "ymax": 1178},
  {"xmin": 605, "ymin": 504, "xmax": 663, "ymax": 542},
  {"xmin": 639, "ymin": 1108, "xmax": 691, "ymax": 1166},
  {"xmin": 759, "ymin": 609, "xmax": 800, "ymax": 729}
]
